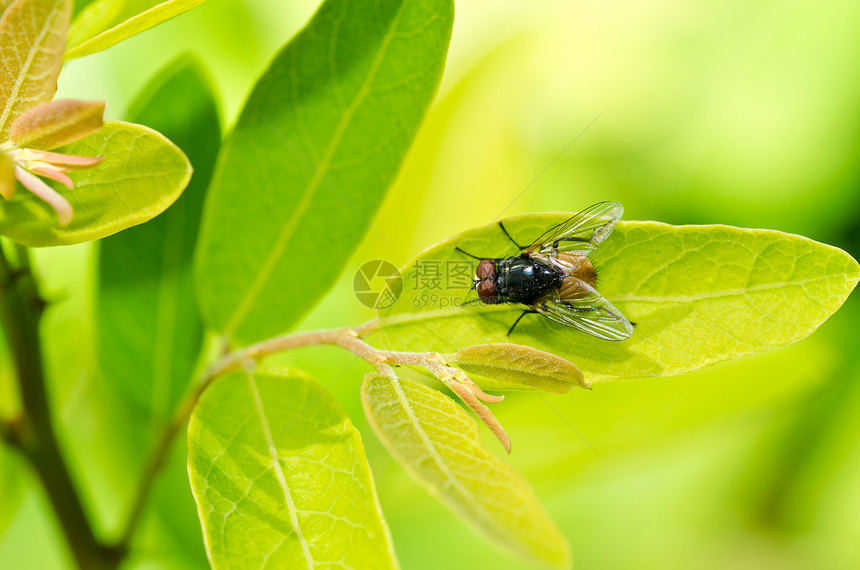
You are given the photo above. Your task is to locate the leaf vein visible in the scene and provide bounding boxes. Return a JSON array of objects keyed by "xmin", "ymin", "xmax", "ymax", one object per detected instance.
[{"xmin": 246, "ymin": 372, "xmax": 314, "ymax": 569}]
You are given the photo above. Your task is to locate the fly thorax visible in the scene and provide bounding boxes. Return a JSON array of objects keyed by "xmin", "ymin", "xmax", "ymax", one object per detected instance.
[{"xmin": 497, "ymin": 256, "xmax": 559, "ymax": 303}]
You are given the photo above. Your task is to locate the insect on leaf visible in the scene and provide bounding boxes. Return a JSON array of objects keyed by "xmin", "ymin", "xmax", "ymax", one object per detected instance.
[{"xmin": 370, "ymin": 215, "xmax": 860, "ymax": 383}]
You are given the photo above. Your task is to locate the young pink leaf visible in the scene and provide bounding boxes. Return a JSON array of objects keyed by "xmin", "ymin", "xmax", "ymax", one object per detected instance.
[
  {"xmin": 29, "ymin": 162, "xmax": 73, "ymax": 188},
  {"xmin": 14, "ymin": 165, "xmax": 72, "ymax": 225},
  {"xmin": 9, "ymin": 99, "xmax": 105, "ymax": 149},
  {"xmin": 0, "ymin": 0, "xmax": 72, "ymax": 138},
  {"xmin": 16, "ymin": 148, "xmax": 103, "ymax": 168},
  {"xmin": 0, "ymin": 121, "xmax": 191, "ymax": 245},
  {"xmin": 450, "ymin": 343, "xmax": 589, "ymax": 393}
]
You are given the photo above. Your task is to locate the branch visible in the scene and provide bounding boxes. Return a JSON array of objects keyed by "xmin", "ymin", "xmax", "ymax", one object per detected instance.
[
  {"xmin": 0, "ymin": 246, "xmax": 120, "ymax": 569},
  {"xmin": 210, "ymin": 328, "xmax": 509, "ymax": 450},
  {"xmin": 118, "ymin": 324, "xmax": 511, "ymax": 549}
]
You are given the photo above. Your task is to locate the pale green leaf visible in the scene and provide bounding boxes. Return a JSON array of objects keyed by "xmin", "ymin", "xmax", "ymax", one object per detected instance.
[
  {"xmin": 0, "ymin": 0, "xmax": 71, "ymax": 139},
  {"xmin": 72, "ymin": 0, "xmax": 96, "ymax": 16},
  {"xmin": 0, "ymin": 120, "xmax": 191, "ymax": 246},
  {"xmin": 65, "ymin": 0, "xmax": 209, "ymax": 60},
  {"xmin": 448, "ymin": 343, "xmax": 587, "ymax": 393},
  {"xmin": 188, "ymin": 368, "xmax": 399, "ymax": 570},
  {"xmin": 362, "ymin": 372, "xmax": 571, "ymax": 569},
  {"xmin": 194, "ymin": 0, "xmax": 454, "ymax": 345},
  {"xmin": 0, "ymin": 149, "xmax": 13, "ymax": 199},
  {"xmin": 9, "ymin": 99, "xmax": 104, "ymax": 150},
  {"xmin": 98, "ymin": 58, "xmax": 219, "ymax": 419},
  {"xmin": 0, "ymin": 0, "xmax": 16, "ymax": 17},
  {"xmin": 370, "ymin": 216, "xmax": 860, "ymax": 382}
]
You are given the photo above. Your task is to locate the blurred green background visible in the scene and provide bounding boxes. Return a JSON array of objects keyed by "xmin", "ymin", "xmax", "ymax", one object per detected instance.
[{"xmin": 2, "ymin": 0, "xmax": 860, "ymax": 568}]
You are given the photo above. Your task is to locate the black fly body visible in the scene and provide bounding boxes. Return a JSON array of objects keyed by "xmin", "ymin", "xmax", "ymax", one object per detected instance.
[{"xmin": 456, "ymin": 201, "xmax": 633, "ymax": 340}]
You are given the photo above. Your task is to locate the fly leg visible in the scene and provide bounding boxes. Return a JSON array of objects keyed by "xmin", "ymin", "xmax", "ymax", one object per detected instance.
[
  {"xmin": 507, "ymin": 309, "xmax": 539, "ymax": 336},
  {"xmin": 454, "ymin": 248, "xmax": 490, "ymax": 307},
  {"xmin": 498, "ymin": 222, "xmax": 527, "ymax": 250},
  {"xmin": 454, "ymin": 246, "xmax": 485, "ymax": 260}
]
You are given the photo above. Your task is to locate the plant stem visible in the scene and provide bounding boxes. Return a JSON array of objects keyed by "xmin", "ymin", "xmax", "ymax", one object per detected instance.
[
  {"xmin": 209, "ymin": 328, "xmax": 508, "ymax": 436},
  {"xmin": 118, "ymin": 324, "xmax": 511, "ymax": 550},
  {"xmin": 0, "ymin": 247, "xmax": 119, "ymax": 569},
  {"xmin": 115, "ymin": 362, "xmax": 213, "ymax": 549}
]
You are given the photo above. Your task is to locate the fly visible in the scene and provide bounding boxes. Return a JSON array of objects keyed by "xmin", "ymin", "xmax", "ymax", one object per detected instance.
[{"xmin": 456, "ymin": 201, "xmax": 634, "ymax": 340}]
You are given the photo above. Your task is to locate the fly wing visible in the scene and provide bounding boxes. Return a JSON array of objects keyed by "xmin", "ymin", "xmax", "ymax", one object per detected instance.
[
  {"xmin": 534, "ymin": 278, "xmax": 633, "ymax": 341},
  {"xmin": 525, "ymin": 201, "xmax": 623, "ymax": 256}
]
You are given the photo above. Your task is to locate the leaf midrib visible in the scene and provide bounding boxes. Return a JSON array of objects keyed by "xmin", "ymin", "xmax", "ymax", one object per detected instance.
[
  {"xmin": 223, "ymin": 3, "xmax": 407, "ymax": 338},
  {"xmin": 246, "ymin": 372, "xmax": 314, "ymax": 569},
  {"xmin": 384, "ymin": 377, "xmax": 508, "ymax": 542},
  {"xmin": 375, "ymin": 272, "xmax": 849, "ymax": 330},
  {"xmin": 610, "ymin": 273, "xmax": 852, "ymax": 303}
]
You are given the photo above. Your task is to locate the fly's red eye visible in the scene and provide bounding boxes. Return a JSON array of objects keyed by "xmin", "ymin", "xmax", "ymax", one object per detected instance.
[
  {"xmin": 476, "ymin": 259, "xmax": 495, "ymax": 280},
  {"xmin": 477, "ymin": 280, "xmax": 497, "ymax": 303}
]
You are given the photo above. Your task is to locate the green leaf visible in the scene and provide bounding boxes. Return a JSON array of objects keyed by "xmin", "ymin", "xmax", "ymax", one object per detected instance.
[
  {"xmin": 448, "ymin": 343, "xmax": 588, "ymax": 393},
  {"xmin": 0, "ymin": 150, "xmax": 13, "ymax": 199},
  {"xmin": 371, "ymin": 216, "xmax": 860, "ymax": 382},
  {"xmin": 0, "ymin": 0, "xmax": 71, "ymax": 139},
  {"xmin": 188, "ymin": 367, "xmax": 399, "ymax": 570},
  {"xmin": 361, "ymin": 372, "xmax": 571, "ymax": 569},
  {"xmin": 0, "ymin": 0, "xmax": 16, "ymax": 17},
  {"xmin": 194, "ymin": 0, "xmax": 454, "ymax": 345},
  {"xmin": 0, "ymin": 120, "xmax": 192, "ymax": 246},
  {"xmin": 98, "ymin": 58, "xmax": 219, "ymax": 418},
  {"xmin": 72, "ymin": 0, "xmax": 96, "ymax": 16},
  {"xmin": 65, "ymin": 0, "xmax": 209, "ymax": 60}
]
